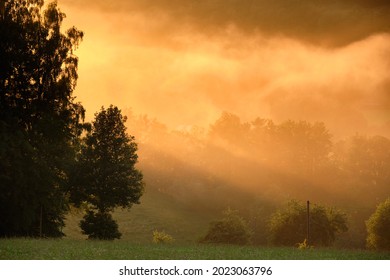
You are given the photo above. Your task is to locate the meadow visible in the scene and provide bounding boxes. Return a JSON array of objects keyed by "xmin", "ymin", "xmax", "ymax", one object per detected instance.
[
  {"xmin": 2, "ymin": 191, "xmax": 388, "ymax": 261},
  {"xmin": 0, "ymin": 189, "xmax": 380, "ymax": 260},
  {"xmin": 1, "ymin": 238, "xmax": 389, "ymax": 260},
  {"xmin": 63, "ymin": 189, "xmax": 216, "ymax": 244}
]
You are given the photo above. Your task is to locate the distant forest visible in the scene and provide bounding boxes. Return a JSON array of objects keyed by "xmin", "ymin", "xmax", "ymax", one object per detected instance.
[{"xmin": 124, "ymin": 109, "xmax": 390, "ymax": 247}]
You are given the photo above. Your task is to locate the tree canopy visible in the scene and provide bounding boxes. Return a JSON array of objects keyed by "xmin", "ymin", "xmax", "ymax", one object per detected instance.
[{"xmin": 0, "ymin": 0, "xmax": 84, "ymax": 237}]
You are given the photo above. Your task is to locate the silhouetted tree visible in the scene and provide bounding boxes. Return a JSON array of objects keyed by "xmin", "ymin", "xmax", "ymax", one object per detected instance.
[
  {"xmin": 269, "ymin": 200, "xmax": 348, "ymax": 246},
  {"xmin": 366, "ymin": 198, "xmax": 390, "ymax": 250},
  {"xmin": 0, "ymin": 0, "xmax": 84, "ymax": 237},
  {"xmin": 71, "ymin": 105, "xmax": 144, "ymax": 240},
  {"xmin": 79, "ymin": 211, "xmax": 121, "ymax": 240}
]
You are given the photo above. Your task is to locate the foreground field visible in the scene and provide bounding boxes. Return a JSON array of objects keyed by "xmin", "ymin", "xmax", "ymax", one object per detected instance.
[{"xmin": 0, "ymin": 239, "xmax": 389, "ymax": 260}]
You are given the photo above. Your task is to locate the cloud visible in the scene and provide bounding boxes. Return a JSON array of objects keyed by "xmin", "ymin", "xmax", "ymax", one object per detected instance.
[
  {"xmin": 57, "ymin": 0, "xmax": 390, "ymax": 138},
  {"xmin": 60, "ymin": 0, "xmax": 390, "ymax": 47}
]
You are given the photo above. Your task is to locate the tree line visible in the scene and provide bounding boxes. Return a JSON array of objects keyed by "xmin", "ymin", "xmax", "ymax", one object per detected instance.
[{"xmin": 127, "ymin": 110, "xmax": 390, "ymax": 208}]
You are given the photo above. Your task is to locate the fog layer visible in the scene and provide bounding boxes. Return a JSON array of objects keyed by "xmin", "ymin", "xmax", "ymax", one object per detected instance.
[{"xmin": 59, "ymin": 0, "xmax": 390, "ymax": 137}]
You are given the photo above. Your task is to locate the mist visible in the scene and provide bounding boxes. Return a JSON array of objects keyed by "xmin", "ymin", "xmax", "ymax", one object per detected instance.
[
  {"xmin": 52, "ymin": 0, "xmax": 390, "ymax": 246},
  {"xmin": 57, "ymin": 0, "xmax": 390, "ymax": 139}
]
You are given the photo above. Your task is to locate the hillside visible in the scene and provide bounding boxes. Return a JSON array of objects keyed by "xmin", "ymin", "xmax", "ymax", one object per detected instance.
[{"xmin": 63, "ymin": 189, "xmax": 217, "ymax": 244}]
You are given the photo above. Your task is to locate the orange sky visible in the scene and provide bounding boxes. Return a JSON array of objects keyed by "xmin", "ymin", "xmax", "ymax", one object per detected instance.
[{"xmin": 58, "ymin": 0, "xmax": 390, "ymax": 138}]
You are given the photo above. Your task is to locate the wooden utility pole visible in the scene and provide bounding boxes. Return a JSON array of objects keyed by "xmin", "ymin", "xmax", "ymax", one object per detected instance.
[
  {"xmin": 306, "ymin": 200, "xmax": 310, "ymax": 245},
  {"xmin": 39, "ymin": 205, "xmax": 43, "ymax": 238}
]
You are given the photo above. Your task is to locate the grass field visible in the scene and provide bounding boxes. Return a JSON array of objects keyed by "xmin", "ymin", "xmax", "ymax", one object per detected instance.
[
  {"xmin": 63, "ymin": 189, "xmax": 217, "ymax": 244},
  {"xmin": 2, "ymin": 190, "xmax": 388, "ymax": 260},
  {"xmin": 0, "ymin": 239, "xmax": 389, "ymax": 260}
]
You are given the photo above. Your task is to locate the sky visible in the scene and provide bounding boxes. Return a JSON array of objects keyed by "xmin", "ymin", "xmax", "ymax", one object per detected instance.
[{"xmin": 57, "ymin": 0, "xmax": 390, "ymax": 138}]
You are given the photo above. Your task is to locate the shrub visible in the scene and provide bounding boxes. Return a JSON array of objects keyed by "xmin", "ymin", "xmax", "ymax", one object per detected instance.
[
  {"xmin": 366, "ymin": 198, "xmax": 390, "ymax": 250},
  {"xmin": 269, "ymin": 200, "xmax": 348, "ymax": 246},
  {"xmin": 152, "ymin": 230, "xmax": 174, "ymax": 244},
  {"xmin": 200, "ymin": 208, "xmax": 252, "ymax": 245},
  {"xmin": 297, "ymin": 239, "xmax": 313, "ymax": 250},
  {"xmin": 79, "ymin": 210, "xmax": 121, "ymax": 240}
]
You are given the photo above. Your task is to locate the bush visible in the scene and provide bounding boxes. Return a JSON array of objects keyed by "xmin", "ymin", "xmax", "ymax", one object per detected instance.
[
  {"xmin": 152, "ymin": 230, "xmax": 174, "ymax": 244},
  {"xmin": 200, "ymin": 208, "xmax": 252, "ymax": 245},
  {"xmin": 366, "ymin": 198, "xmax": 390, "ymax": 250},
  {"xmin": 269, "ymin": 200, "xmax": 348, "ymax": 246},
  {"xmin": 297, "ymin": 239, "xmax": 313, "ymax": 250},
  {"xmin": 79, "ymin": 211, "xmax": 121, "ymax": 240}
]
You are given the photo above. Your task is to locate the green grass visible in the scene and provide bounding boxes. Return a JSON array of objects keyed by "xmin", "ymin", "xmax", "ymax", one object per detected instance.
[
  {"xmin": 0, "ymin": 239, "xmax": 389, "ymax": 260},
  {"xmin": 3, "ymin": 189, "xmax": 388, "ymax": 260},
  {"xmin": 63, "ymin": 189, "xmax": 216, "ymax": 244}
]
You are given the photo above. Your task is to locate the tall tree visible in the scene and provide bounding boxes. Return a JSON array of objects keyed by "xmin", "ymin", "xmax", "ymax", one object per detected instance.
[
  {"xmin": 71, "ymin": 105, "xmax": 144, "ymax": 240},
  {"xmin": 0, "ymin": 0, "xmax": 84, "ymax": 237}
]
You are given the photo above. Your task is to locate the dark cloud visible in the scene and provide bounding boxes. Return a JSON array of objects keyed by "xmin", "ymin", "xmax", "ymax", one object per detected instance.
[{"xmin": 61, "ymin": 0, "xmax": 390, "ymax": 47}]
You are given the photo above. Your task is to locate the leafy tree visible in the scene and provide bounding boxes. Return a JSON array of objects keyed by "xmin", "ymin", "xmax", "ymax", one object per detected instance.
[
  {"xmin": 269, "ymin": 200, "xmax": 348, "ymax": 246},
  {"xmin": 366, "ymin": 198, "xmax": 390, "ymax": 250},
  {"xmin": 0, "ymin": 0, "xmax": 84, "ymax": 237},
  {"xmin": 79, "ymin": 211, "xmax": 121, "ymax": 240},
  {"xmin": 200, "ymin": 208, "xmax": 252, "ymax": 245},
  {"xmin": 209, "ymin": 112, "xmax": 251, "ymax": 147},
  {"xmin": 71, "ymin": 105, "xmax": 144, "ymax": 239}
]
